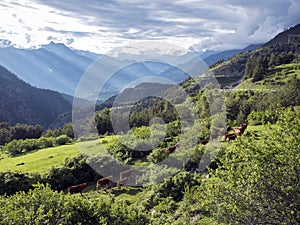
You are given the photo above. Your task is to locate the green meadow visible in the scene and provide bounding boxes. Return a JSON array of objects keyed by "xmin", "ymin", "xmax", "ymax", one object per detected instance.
[
  {"xmin": 0, "ymin": 137, "xmax": 114, "ymax": 173},
  {"xmin": 0, "ymin": 126, "xmax": 267, "ymax": 174}
]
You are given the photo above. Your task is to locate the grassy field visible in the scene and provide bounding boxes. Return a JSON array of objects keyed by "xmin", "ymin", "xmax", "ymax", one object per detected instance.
[
  {"xmin": 236, "ymin": 62, "xmax": 300, "ymax": 90},
  {"xmin": 0, "ymin": 143, "xmax": 80, "ymax": 173},
  {"xmin": 0, "ymin": 126, "xmax": 266, "ymax": 174},
  {"xmin": 0, "ymin": 137, "xmax": 113, "ymax": 174}
]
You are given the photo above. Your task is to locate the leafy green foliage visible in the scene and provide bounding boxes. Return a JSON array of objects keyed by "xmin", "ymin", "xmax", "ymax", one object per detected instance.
[
  {"xmin": 150, "ymin": 171, "xmax": 201, "ymax": 202},
  {"xmin": 191, "ymin": 109, "xmax": 300, "ymax": 224},
  {"xmin": 147, "ymin": 147, "xmax": 168, "ymax": 164},
  {"xmin": 244, "ymin": 56, "xmax": 268, "ymax": 81},
  {"xmin": 0, "ymin": 184, "xmax": 149, "ymax": 225},
  {"xmin": 224, "ymin": 75, "xmax": 300, "ymax": 125},
  {"xmin": 95, "ymin": 97, "xmax": 179, "ymax": 135},
  {"xmin": 3, "ymin": 135, "xmax": 73, "ymax": 156},
  {"xmin": 106, "ymin": 122, "xmax": 175, "ymax": 164},
  {"xmin": 0, "ymin": 123, "xmax": 43, "ymax": 145},
  {"xmin": 95, "ymin": 108, "xmax": 114, "ymax": 135},
  {"xmin": 0, "ymin": 171, "xmax": 41, "ymax": 195},
  {"xmin": 43, "ymin": 122, "xmax": 74, "ymax": 139},
  {"xmin": 45, "ymin": 154, "xmax": 96, "ymax": 191},
  {"xmin": 129, "ymin": 97, "xmax": 179, "ymax": 128}
]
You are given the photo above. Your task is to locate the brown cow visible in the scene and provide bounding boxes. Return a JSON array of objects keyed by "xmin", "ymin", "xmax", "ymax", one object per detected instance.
[
  {"xmin": 96, "ymin": 175, "xmax": 113, "ymax": 191},
  {"xmin": 200, "ymin": 139, "xmax": 209, "ymax": 145},
  {"xmin": 166, "ymin": 143, "xmax": 180, "ymax": 154},
  {"xmin": 234, "ymin": 123, "xmax": 248, "ymax": 136},
  {"xmin": 117, "ymin": 177, "xmax": 128, "ymax": 189},
  {"xmin": 120, "ymin": 169, "xmax": 133, "ymax": 180},
  {"xmin": 218, "ymin": 125, "xmax": 232, "ymax": 137},
  {"xmin": 224, "ymin": 133, "xmax": 237, "ymax": 142},
  {"xmin": 68, "ymin": 183, "xmax": 87, "ymax": 196},
  {"xmin": 234, "ymin": 128, "xmax": 242, "ymax": 136},
  {"xmin": 240, "ymin": 123, "xmax": 247, "ymax": 134}
]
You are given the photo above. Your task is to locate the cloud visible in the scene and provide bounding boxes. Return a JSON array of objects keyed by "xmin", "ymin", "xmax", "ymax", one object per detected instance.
[
  {"xmin": 190, "ymin": 0, "xmax": 300, "ymax": 50},
  {"xmin": 0, "ymin": 0, "xmax": 299, "ymax": 52},
  {"xmin": 66, "ymin": 38, "xmax": 74, "ymax": 45}
]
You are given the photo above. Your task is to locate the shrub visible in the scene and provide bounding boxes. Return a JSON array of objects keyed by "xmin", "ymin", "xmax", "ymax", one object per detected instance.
[
  {"xmin": 147, "ymin": 148, "xmax": 168, "ymax": 164},
  {"xmin": 0, "ymin": 171, "xmax": 41, "ymax": 195},
  {"xmin": 0, "ymin": 184, "xmax": 150, "ymax": 224},
  {"xmin": 4, "ymin": 135, "xmax": 73, "ymax": 156},
  {"xmin": 193, "ymin": 108, "xmax": 300, "ymax": 224},
  {"xmin": 55, "ymin": 134, "xmax": 72, "ymax": 145}
]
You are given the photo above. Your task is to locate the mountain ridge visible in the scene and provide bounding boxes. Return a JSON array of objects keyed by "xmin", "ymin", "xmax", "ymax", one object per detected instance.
[
  {"xmin": 206, "ymin": 23, "xmax": 300, "ymax": 87},
  {"xmin": 264, "ymin": 24, "xmax": 300, "ymax": 46},
  {"xmin": 0, "ymin": 65, "xmax": 71, "ymax": 128},
  {"xmin": 0, "ymin": 41, "xmax": 262, "ymax": 97},
  {"xmin": 201, "ymin": 44, "xmax": 262, "ymax": 66},
  {"xmin": 0, "ymin": 42, "xmax": 97, "ymax": 96}
]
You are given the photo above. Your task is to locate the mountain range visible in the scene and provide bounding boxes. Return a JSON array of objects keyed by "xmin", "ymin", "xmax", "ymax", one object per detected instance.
[
  {"xmin": 0, "ymin": 23, "xmax": 299, "ymax": 128},
  {"xmin": 0, "ymin": 40, "xmax": 260, "ymax": 98},
  {"xmin": 0, "ymin": 41, "xmax": 95, "ymax": 97}
]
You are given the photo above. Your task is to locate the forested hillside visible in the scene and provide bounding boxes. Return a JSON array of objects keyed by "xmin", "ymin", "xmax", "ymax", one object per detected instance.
[
  {"xmin": 208, "ymin": 23, "xmax": 300, "ymax": 88},
  {"xmin": 0, "ymin": 42, "xmax": 96, "ymax": 96},
  {"xmin": 0, "ymin": 65, "xmax": 71, "ymax": 127},
  {"xmin": 264, "ymin": 23, "xmax": 300, "ymax": 46}
]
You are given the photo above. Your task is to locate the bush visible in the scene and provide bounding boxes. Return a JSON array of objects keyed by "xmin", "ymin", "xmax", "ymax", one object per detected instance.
[
  {"xmin": 0, "ymin": 184, "xmax": 150, "ymax": 225},
  {"xmin": 45, "ymin": 154, "xmax": 96, "ymax": 191},
  {"xmin": 147, "ymin": 148, "xmax": 168, "ymax": 164},
  {"xmin": 55, "ymin": 135, "xmax": 72, "ymax": 145},
  {"xmin": 247, "ymin": 109, "xmax": 279, "ymax": 125},
  {"xmin": 36, "ymin": 136, "xmax": 54, "ymax": 149},
  {"xmin": 149, "ymin": 171, "xmax": 201, "ymax": 202},
  {"xmin": 193, "ymin": 108, "xmax": 300, "ymax": 224},
  {"xmin": 4, "ymin": 135, "xmax": 73, "ymax": 156},
  {"xmin": 0, "ymin": 171, "xmax": 41, "ymax": 195}
]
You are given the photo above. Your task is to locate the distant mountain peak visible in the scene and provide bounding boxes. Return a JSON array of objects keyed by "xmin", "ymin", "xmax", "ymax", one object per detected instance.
[
  {"xmin": 201, "ymin": 44, "xmax": 262, "ymax": 66},
  {"xmin": 0, "ymin": 42, "xmax": 97, "ymax": 96},
  {"xmin": 0, "ymin": 39, "xmax": 13, "ymax": 48},
  {"xmin": 42, "ymin": 41, "xmax": 70, "ymax": 51}
]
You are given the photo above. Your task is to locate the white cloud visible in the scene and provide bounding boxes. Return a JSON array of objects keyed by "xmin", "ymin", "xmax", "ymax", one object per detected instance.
[{"xmin": 0, "ymin": 0, "xmax": 299, "ymax": 53}]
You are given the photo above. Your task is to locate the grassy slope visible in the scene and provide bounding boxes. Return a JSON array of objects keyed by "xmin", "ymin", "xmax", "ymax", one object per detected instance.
[
  {"xmin": 0, "ymin": 125, "xmax": 271, "ymax": 203},
  {"xmin": 0, "ymin": 126, "xmax": 267, "ymax": 174},
  {"xmin": 236, "ymin": 61, "xmax": 300, "ymax": 90},
  {"xmin": 0, "ymin": 137, "xmax": 113, "ymax": 174}
]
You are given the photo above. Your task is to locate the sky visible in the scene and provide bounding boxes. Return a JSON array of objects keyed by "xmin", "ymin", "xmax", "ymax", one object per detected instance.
[{"xmin": 0, "ymin": 0, "xmax": 299, "ymax": 54}]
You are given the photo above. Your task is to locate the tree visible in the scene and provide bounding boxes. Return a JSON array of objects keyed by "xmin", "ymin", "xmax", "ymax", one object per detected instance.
[
  {"xmin": 278, "ymin": 76, "xmax": 300, "ymax": 107},
  {"xmin": 95, "ymin": 108, "xmax": 113, "ymax": 135},
  {"xmin": 12, "ymin": 123, "xmax": 43, "ymax": 140},
  {"xmin": 252, "ymin": 56, "xmax": 267, "ymax": 82},
  {"xmin": 244, "ymin": 56, "xmax": 267, "ymax": 82},
  {"xmin": 0, "ymin": 127, "xmax": 12, "ymax": 145},
  {"xmin": 244, "ymin": 57, "xmax": 254, "ymax": 79},
  {"xmin": 193, "ymin": 108, "xmax": 300, "ymax": 224},
  {"xmin": 268, "ymin": 52, "xmax": 276, "ymax": 67},
  {"xmin": 61, "ymin": 123, "xmax": 74, "ymax": 138}
]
